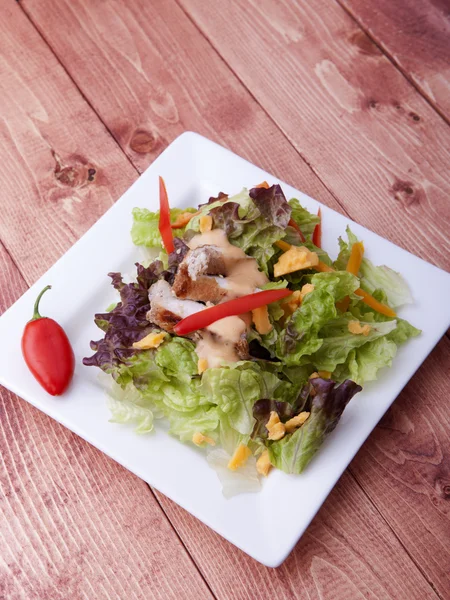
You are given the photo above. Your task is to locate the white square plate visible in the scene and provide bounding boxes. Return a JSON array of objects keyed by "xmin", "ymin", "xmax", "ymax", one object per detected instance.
[{"xmin": 1, "ymin": 132, "xmax": 449, "ymax": 567}]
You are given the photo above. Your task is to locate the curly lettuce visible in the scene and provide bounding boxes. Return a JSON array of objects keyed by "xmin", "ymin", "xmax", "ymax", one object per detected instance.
[
  {"xmin": 131, "ymin": 206, "xmax": 196, "ymax": 248},
  {"xmin": 268, "ymin": 378, "xmax": 362, "ymax": 474}
]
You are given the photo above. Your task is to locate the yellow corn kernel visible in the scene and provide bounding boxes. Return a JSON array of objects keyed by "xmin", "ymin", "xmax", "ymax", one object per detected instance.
[
  {"xmin": 256, "ymin": 450, "xmax": 272, "ymax": 477},
  {"xmin": 199, "ymin": 215, "xmax": 213, "ymax": 233},
  {"xmin": 273, "ymin": 246, "xmax": 319, "ymax": 277},
  {"xmin": 192, "ymin": 432, "xmax": 215, "ymax": 446},
  {"xmin": 348, "ymin": 320, "xmax": 371, "ymax": 336},
  {"xmin": 285, "ymin": 412, "xmax": 310, "ymax": 433},
  {"xmin": 197, "ymin": 358, "xmax": 208, "ymax": 374},
  {"xmin": 228, "ymin": 444, "xmax": 252, "ymax": 471},
  {"xmin": 252, "ymin": 305, "xmax": 272, "ymax": 334},
  {"xmin": 132, "ymin": 331, "xmax": 166, "ymax": 349},
  {"xmin": 266, "ymin": 411, "xmax": 286, "ymax": 441},
  {"xmin": 318, "ymin": 370, "xmax": 331, "ymax": 379}
]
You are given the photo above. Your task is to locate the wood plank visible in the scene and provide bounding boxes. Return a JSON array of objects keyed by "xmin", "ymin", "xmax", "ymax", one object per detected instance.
[
  {"xmin": 155, "ymin": 470, "xmax": 439, "ymax": 600},
  {"xmin": 0, "ymin": 2, "xmax": 138, "ymax": 285},
  {"xmin": 19, "ymin": 0, "xmax": 344, "ymax": 209},
  {"xmin": 349, "ymin": 336, "xmax": 450, "ymax": 596},
  {"xmin": 338, "ymin": 0, "xmax": 450, "ymax": 123},
  {"xmin": 0, "ymin": 241, "xmax": 214, "ymax": 599},
  {"xmin": 176, "ymin": 0, "xmax": 450, "ymax": 272}
]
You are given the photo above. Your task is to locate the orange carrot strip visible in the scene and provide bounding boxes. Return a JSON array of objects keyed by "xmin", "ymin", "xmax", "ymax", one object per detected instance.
[
  {"xmin": 171, "ymin": 211, "xmax": 199, "ymax": 229},
  {"xmin": 336, "ymin": 241, "xmax": 365, "ymax": 312},
  {"xmin": 354, "ymin": 289, "xmax": 396, "ymax": 318}
]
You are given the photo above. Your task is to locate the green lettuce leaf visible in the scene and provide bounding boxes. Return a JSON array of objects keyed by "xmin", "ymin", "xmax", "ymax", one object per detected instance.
[
  {"xmin": 349, "ymin": 289, "xmax": 421, "ymax": 345},
  {"xmin": 200, "ymin": 362, "xmax": 294, "ymax": 435},
  {"xmin": 309, "ymin": 316, "xmax": 398, "ymax": 372},
  {"xmin": 335, "ymin": 227, "xmax": 412, "ymax": 307},
  {"xmin": 288, "ymin": 199, "xmax": 320, "ymax": 238},
  {"xmin": 311, "ymin": 271, "xmax": 360, "ymax": 301},
  {"xmin": 277, "ymin": 271, "xmax": 358, "ymax": 365},
  {"xmin": 155, "ymin": 337, "xmax": 198, "ymax": 377},
  {"xmin": 201, "ymin": 364, "xmax": 264, "ymax": 434},
  {"xmin": 105, "ymin": 379, "xmax": 156, "ymax": 434},
  {"xmin": 131, "ymin": 207, "xmax": 196, "ymax": 248},
  {"xmin": 268, "ymin": 378, "xmax": 361, "ymax": 473},
  {"xmin": 333, "ymin": 337, "xmax": 398, "ymax": 384},
  {"xmin": 167, "ymin": 406, "xmax": 220, "ymax": 442}
]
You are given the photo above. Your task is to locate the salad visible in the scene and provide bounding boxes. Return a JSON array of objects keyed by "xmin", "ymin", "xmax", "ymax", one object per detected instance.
[{"xmin": 83, "ymin": 180, "xmax": 419, "ymax": 496}]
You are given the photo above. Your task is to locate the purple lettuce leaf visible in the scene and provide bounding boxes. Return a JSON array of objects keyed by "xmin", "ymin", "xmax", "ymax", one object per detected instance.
[
  {"xmin": 268, "ymin": 378, "xmax": 362, "ymax": 473},
  {"xmin": 249, "ymin": 184, "xmax": 292, "ymax": 229},
  {"xmin": 198, "ymin": 191, "xmax": 228, "ymax": 208},
  {"xmin": 252, "ymin": 399, "xmax": 295, "ymax": 439},
  {"xmin": 83, "ymin": 262, "xmax": 162, "ymax": 371},
  {"xmin": 209, "ymin": 202, "xmax": 248, "ymax": 239}
]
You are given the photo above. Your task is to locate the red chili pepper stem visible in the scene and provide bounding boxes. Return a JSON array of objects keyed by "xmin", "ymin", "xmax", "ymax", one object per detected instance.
[{"xmin": 31, "ymin": 285, "xmax": 52, "ymax": 321}]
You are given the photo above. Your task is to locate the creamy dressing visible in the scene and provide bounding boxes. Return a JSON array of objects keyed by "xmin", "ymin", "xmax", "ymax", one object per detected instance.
[
  {"xmin": 188, "ymin": 229, "xmax": 268, "ymax": 298},
  {"xmin": 195, "ymin": 315, "xmax": 246, "ymax": 368}
]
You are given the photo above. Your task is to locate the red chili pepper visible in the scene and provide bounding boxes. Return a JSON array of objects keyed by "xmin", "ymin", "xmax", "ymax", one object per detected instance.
[
  {"xmin": 288, "ymin": 218, "xmax": 306, "ymax": 242},
  {"xmin": 174, "ymin": 289, "xmax": 291, "ymax": 336},
  {"xmin": 159, "ymin": 176, "xmax": 175, "ymax": 253},
  {"xmin": 312, "ymin": 208, "xmax": 322, "ymax": 248},
  {"xmin": 21, "ymin": 286, "xmax": 75, "ymax": 396}
]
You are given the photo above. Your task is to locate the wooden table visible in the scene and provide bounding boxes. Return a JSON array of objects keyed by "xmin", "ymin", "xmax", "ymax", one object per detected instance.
[{"xmin": 1, "ymin": 1, "xmax": 449, "ymax": 598}]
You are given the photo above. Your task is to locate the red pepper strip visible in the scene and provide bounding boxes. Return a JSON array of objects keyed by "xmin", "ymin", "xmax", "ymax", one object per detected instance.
[
  {"xmin": 312, "ymin": 208, "xmax": 322, "ymax": 248},
  {"xmin": 21, "ymin": 286, "xmax": 75, "ymax": 396},
  {"xmin": 288, "ymin": 218, "xmax": 306, "ymax": 242},
  {"xmin": 174, "ymin": 289, "xmax": 292, "ymax": 336},
  {"xmin": 158, "ymin": 176, "xmax": 175, "ymax": 253}
]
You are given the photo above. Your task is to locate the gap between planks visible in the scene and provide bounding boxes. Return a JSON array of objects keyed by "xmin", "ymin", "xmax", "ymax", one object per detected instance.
[
  {"xmin": 334, "ymin": 0, "xmax": 450, "ymax": 128},
  {"xmin": 10, "ymin": 0, "xmax": 448, "ymax": 582}
]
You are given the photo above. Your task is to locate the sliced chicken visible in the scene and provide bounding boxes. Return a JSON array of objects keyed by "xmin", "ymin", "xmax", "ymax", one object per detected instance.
[
  {"xmin": 147, "ymin": 279, "xmax": 249, "ymax": 364},
  {"xmin": 172, "ymin": 236, "xmax": 267, "ymax": 303},
  {"xmin": 147, "ymin": 280, "xmax": 204, "ymax": 332},
  {"xmin": 172, "ymin": 246, "xmax": 227, "ymax": 303}
]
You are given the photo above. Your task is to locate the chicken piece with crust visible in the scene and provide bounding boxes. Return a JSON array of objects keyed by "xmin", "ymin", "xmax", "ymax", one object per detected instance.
[
  {"xmin": 146, "ymin": 280, "xmax": 250, "ymax": 362},
  {"xmin": 147, "ymin": 280, "xmax": 204, "ymax": 332},
  {"xmin": 172, "ymin": 245, "xmax": 228, "ymax": 303}
]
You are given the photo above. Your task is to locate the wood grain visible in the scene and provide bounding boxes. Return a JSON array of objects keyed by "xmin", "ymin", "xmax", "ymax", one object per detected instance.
[
  {"xmin": 0, "ymin": 3, "xmax": 138, "ymax": 285},
  {"xmin": 177, "ymin": 0, "xmax": 450, "ymax": 271},
  {"xmin": 349, "ymin": 336, "xmax": 450, "ymax": 597},
  {"xmin": 338, "ymin": 0, "xmax": 450, "ymax": 123},
  {"xmin": 0, "ymin": 242, "xmax": 214, "ymax": 599},
  {"xmin": 19, "ymin": 0, "xmax": 344, "ymax": 210},
  {"xmin": 155, "ymin": 470, "xmax": 439, "ymax": 600},
  {"xmin": 1, "ymin": 0, "xmax": 448, "ymax": 597}
]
